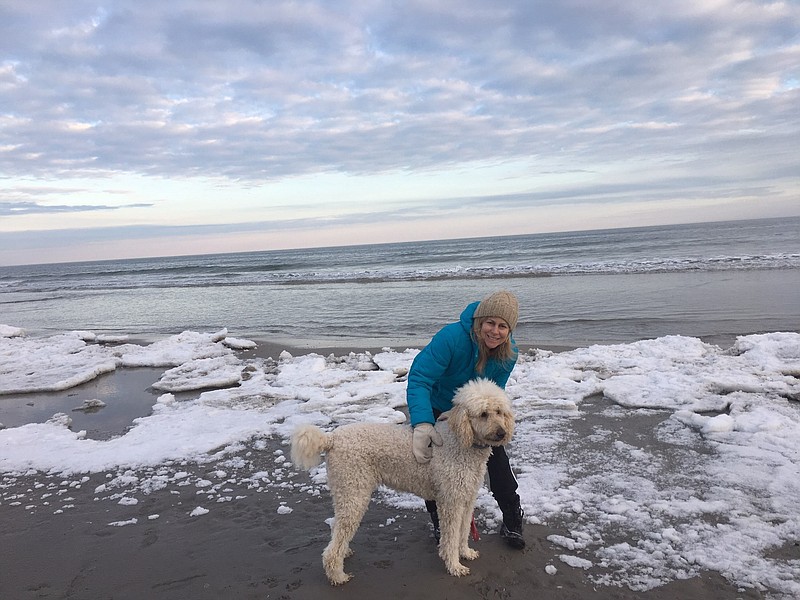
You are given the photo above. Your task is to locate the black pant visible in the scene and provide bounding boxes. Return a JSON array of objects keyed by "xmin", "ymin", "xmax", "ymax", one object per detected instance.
[{"xmin": 485, "ymin": 444, "xmax": 520, "ymax": 505}]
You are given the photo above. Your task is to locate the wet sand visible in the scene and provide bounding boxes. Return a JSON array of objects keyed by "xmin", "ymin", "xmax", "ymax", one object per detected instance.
[{"xmin": 0, "ymin": 441, "xmax": 762, "ymax": 600}]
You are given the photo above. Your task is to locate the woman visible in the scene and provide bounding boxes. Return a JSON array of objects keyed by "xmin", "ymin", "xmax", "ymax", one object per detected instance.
[{"xmin": 406, "ymin": 290, "xmax": 525, "ymax": 549}]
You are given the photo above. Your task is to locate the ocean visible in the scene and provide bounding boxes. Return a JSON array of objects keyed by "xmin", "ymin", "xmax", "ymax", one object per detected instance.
[{"xmin": 1, "ymin": 216, "xmax": 798, "ymax": 349}]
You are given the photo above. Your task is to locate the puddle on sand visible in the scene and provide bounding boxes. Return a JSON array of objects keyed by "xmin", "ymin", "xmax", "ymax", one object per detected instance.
[{"xmin": 0, "ymin": 368, "xmax": 170, "ymax": 440}]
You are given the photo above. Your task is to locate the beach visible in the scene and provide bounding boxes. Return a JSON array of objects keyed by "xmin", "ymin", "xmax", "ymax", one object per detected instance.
[{"xmin": 2, "ymin": 329, "xmax": 799, "ymax": 599}]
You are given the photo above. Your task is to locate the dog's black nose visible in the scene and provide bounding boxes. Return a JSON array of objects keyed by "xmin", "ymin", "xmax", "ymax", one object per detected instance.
[{"xmin": 493, "ymin": 428, "xmax": 506, "ymax": 441}]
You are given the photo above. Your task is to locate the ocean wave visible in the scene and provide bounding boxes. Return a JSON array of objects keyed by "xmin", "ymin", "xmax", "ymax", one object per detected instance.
[{"xmin": 3, "ymin": 252, "xmax": 798, "ymax": 294}]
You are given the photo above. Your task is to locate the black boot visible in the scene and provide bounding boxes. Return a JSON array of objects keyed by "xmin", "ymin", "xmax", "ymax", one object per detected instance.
[
  {"xmin": 499, "ymin": 501, "xmax": 526, "ymax": 550},
  {"xmin": 425, "ymin": 500, "xmax": 440, "ymax": 543}
]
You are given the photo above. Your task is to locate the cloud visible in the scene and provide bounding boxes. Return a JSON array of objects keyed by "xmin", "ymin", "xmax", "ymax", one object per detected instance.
[
  {"xmin": 0, "ymin": 175, "xmax": 780, "ymax": 246},
  {"xmin": 0, "ymin": 0, "xmax": 796, "ymax": 183},
  {"xmin": 0, "ymin": 201, "xmax": 152, "ymax": 216},
  {"xmin": 0, "ymin": 0, "xmax": 797, "ymax": 265},
  {"xmin": 0, "ymin": 213, "xmax": 396, "ymax": 251}
]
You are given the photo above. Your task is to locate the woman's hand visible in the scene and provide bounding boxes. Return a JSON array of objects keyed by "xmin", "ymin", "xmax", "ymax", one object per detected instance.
[{"xmin": 412, "ymin": 423, "xmax": 443, "ymax": 463}]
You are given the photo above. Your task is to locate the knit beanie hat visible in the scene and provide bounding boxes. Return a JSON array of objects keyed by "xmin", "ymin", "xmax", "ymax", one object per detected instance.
[{"xmin": 473, "ymin": 290, "xmax": 519, "ymax": 330}]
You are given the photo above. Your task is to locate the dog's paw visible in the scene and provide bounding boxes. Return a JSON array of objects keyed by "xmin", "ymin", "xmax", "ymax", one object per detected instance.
[
  {"xmin": 447, "ymin": 562, "xmax": 470, "ymax": 577},
  {"xmin": 461, "ymin": 547, "xmax": 479, "ymax": 561},
  {"xmin": 327, "ymin": 571, "xmax": 352, "ymax": 586}
]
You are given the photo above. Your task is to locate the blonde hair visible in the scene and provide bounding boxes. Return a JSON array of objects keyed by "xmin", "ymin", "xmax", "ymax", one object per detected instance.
[{"xmin": 472, "ymin": 316, "xmax": 516, "ymax": 374}]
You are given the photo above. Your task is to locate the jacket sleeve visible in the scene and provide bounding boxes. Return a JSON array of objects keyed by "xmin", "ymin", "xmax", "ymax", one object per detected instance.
[{"xmin": 406, "ymin": 328, "xmax": 455, "ymax": 427}]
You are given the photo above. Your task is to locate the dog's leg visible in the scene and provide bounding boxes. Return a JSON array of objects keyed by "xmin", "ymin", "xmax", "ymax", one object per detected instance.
[
  {"xmin": 437, "ymin": 500, "xmax": 470, "ymax": 577},
  {"xmin": 322, "ymin": 490, "xmax": 371, "ymax": 585},
  {"xmin": 459, "ymin": 498, "xmax": 479, "ymax": 561}
]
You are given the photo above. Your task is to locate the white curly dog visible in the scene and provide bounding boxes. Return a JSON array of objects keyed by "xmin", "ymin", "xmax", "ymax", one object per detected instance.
[{"xmin": 290, "ymin": 378, "xmax": 515, "ymax": 585}]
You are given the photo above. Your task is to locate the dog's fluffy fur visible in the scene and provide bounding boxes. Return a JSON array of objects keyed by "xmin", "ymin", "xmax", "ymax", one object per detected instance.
[{"xmin": 290, "ymin": 378, "xmax": 515, "ymax": 585}]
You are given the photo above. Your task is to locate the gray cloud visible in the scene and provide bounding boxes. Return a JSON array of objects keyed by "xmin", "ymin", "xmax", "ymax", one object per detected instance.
[
  {"xmin": 0, "ymin": 174, "xmax": 779, "ymax": 250},
  {"xmin": 0, "ymin": 0, "xmax": 797, "ymax": 194},
  {"xmin": 0, "ymin": 201, "xmax": 152, "ymax": 215},
  {"xmin": 0, "ymin": 212, "xmax": 404, "ymax": 250}
]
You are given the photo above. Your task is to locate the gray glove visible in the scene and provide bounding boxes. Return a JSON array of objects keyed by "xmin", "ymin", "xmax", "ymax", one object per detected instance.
[{"xmin": 412, "ymin": 423, "xmax": 443, "ymax": 464}]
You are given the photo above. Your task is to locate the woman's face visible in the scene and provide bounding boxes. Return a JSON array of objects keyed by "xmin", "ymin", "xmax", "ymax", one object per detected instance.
[{"xmin": 480, "ymin": 317, "xmax": 510, "ymax": 349}]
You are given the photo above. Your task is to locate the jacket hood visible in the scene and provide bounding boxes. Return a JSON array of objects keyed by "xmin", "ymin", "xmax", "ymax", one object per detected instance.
[{"xmin": 459, "ymin": 301, "xmax": 480, "ymax": 333}]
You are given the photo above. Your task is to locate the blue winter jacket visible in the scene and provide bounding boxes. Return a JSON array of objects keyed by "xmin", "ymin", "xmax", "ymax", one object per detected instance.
[{"xmin": 406, "ymin": 301, "xmax": 518, "ymax": 426}]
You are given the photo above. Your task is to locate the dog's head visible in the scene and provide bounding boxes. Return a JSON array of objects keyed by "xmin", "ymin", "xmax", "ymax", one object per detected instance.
[{"xmin": 446, "ymin": 379, "xmax": 515, "ymax": 448}]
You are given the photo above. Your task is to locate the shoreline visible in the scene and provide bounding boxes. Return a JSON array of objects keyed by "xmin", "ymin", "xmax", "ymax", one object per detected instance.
[
  {"xmin": 123, "ymin": 331, "xmax": 752, "ymax": 361},
  {"xmin": 3, "ymin": 322, "xmax": 771, "ymax": 363},
  {"xmin": 241, "ymin": 338, "xmax": 581, "ymax": 361},
  {"xmin": 0, "ymin": 332, "xmax": 763, "ymax": 435}
]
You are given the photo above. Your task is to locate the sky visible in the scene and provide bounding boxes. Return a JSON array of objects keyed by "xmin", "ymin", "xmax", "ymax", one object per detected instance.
[{"xmin": 1, "ymin": 0, "xmax": 798, "ymax": 266}]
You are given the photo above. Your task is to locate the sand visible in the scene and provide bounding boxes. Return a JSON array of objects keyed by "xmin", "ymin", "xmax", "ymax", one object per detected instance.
[
  {"xmin": 0, "ymin": 440, "xmax": 763, "ymax": 600},
  {"xmin": 0, "ymin": 341, "xmax": 767, "ymax": 599}
]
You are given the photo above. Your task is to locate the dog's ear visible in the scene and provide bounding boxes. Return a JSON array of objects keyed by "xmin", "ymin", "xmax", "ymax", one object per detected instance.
[
  {"xmin": 502, "ymin": 408, "xmax": 515, "ymax": 441},
  {"xmin": 447, "ymin": 403, "xmax": 474, "ymax": 448}
]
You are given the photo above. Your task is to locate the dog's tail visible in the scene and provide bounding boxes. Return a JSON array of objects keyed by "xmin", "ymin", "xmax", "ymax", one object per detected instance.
[{"xmin": 290, "ymin": 424, "xmax": 333, "ymax": 470}]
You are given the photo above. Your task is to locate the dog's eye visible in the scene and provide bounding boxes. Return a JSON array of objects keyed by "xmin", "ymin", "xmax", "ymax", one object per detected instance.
[{"xmin": 480, "ymin": 411, "xmax": 488, "ymax": 419}]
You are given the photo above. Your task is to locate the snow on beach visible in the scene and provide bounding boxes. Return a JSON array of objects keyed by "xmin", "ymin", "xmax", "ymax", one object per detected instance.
[{"xmin": 1, "ymin": 326, "xmax": 799, "ymax": 597}]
